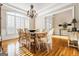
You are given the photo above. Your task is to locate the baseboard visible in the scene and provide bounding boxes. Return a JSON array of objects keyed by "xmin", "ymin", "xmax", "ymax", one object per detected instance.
[{"xmin": 2, "ymin": 37, "xmax": 19, "ymax": 42}]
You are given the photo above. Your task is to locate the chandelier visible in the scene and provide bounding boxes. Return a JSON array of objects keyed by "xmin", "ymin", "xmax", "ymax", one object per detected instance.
[{"xmin": 27, "ymin": 5, "xmax": 37, "ymax": 18}]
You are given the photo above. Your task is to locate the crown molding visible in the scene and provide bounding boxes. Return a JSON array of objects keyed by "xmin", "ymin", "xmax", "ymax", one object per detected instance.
[
  {"xmin": 38, "ymin": 3, "xmax": 58, "ymax": 13},
  {"xmin": 2, "ymin": 3, "xmax": 27, "ymax": 15},
  {"xmin": 45, "ymin": 5, "xmax": 74, "ymax": 17},
  {"xmin": 38, "ymin": 3, "xmax": 74, "ymax": 16}
]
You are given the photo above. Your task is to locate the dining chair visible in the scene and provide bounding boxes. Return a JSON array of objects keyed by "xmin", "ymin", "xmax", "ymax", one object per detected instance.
[
  {"xmin": 25, "ymin": 32, "xmax": 36, "ymax": 52},
  {"xmin": 17, "ymin": 29, "xmax": 22, "ymax": 46},
  {"xmin": 40, "ymin": 29, "xmax": 53, "ymax": 52},
  {"xmin": 35, "ymin": 33, "xmax": 42, "ymax": 52},
  {"xmin": 17, "ymin": 29, "xmax": 27, "ymax": 47},
  {"xmin": 17, "ymin": 29, "xmax": 22, "ymax": 41},
  {"xmin": 68, "ymin": 32, "xmax": 78, "ymax": 49},
  {"xmin": 22, "ymin": 28, "xmax": 30, "ymax": 49},
  {"xmin": 24, "ymin": 28, "xmax": 29, "ymax": 33},
  {"xmin": 38, "ymin": 32, "xmax": 49, "ymax": 52},
  {"xmin": 47, "ymin": 29, "xmax": 54, "ymax": 51}
]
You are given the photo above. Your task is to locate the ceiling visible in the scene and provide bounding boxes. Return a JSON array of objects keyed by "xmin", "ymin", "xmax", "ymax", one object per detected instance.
[
  {"xmin": 3, "ymin": 3, "xmax": 72, "ymax": 16},
  {"xmin": 7, "ymin": 3, "xmax": 58, "ymax": 12}
]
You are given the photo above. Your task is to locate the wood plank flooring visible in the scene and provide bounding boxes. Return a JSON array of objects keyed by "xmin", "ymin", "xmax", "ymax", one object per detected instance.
[{"xmin": 1, "ymin": 38, "xmax": 79, "ymax": 56}]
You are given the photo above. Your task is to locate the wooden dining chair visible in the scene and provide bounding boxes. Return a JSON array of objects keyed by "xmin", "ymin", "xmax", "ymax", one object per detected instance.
[
  {"xmin": 35, "ymin": 33, "xmax": 42, "ymax": 52},
  {"xmin": 25, "ymin": 32, "xmax": 36, "ymax": 52},
  {"xmin": 24, "ymin": 28, "xmax": 29, "ymax": 33},
  {"xmin": 17, "ymin": 29, "xmax": 22, "ymax": 41},
  {"xmin": 41, "ymin": 33, "xmax": 49, "ymax": 52},
  {"xmin": 17, "ymin": 29, "xmax": 27, "ymax": 47},
  {"xmin": 40, "ymin": 29, "xmax": 53, "ymax": 52},
  {"xmin": 36, "ymin": 32, "xmax": 49, "ymax": 52},
  {"xmin": 25, "ymin": 33, "xmax": 31, "ymax": 50}
]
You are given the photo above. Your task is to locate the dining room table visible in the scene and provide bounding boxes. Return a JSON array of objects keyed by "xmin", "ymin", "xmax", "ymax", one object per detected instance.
[
  {"xmin": 22, "ymin": 30, "xmax": 47, "ymax": 53},
  {"xmin": 29, "ymin": 31, "xmax": 47, "ymax": 53}
]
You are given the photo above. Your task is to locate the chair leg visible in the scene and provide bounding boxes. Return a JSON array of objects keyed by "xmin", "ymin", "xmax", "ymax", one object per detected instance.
[
  {"xmin": 36, "ymin": 43, "xmax": 40, "ymax": 52},
  {"xmin": 27, "ymin": 42, "xmax": 31, "ymax": 51},
  {"xmin": 29, "ymin": 43, "xmax": 31, "ymax": 51},
  {"xmin": 45, "ymin": 43, "xmax": 49, "ymax": 53}
]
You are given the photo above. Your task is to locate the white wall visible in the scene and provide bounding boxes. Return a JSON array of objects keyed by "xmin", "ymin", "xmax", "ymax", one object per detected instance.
[
  {"xmin": 1, "ymin": 5, "xmax": 7, "ymax": 36},
  {"xmin": 35, "ymin": 16, "xmax": 45, "ymax": 31},
  {"xmin": 74, "ymin": 4, "xmax": 79, "ymax": 30},
  {"xmin": 53, "ymin": 9, "xmax": 73, "ymax": 35}
]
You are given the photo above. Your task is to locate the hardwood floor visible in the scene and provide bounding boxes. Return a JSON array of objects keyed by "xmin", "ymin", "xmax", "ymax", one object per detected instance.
[{"xmin": 1, "ymin": 38, "xmax": 79, "ymax": 56}]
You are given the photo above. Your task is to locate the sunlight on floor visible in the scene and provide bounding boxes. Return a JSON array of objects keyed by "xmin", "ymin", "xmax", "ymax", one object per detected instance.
[
  {"xmin": 8, "ymin": 43, "xmax": 15, "ymax": 56},
  {"xmin": 7, "ymin": 41, "xmax": 20, "ymax": 56}
]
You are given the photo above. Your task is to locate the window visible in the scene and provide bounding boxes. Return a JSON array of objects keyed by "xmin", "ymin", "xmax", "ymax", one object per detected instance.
[
  {"xmin": 15, "ymin": 16, "xmax": 21, "ymax": 33},
  {"xmin": 7, "ymin": 14, "xmax": 15, "ymax": 34},
  {"xmin": 20, "ymin": 17, "xmax": 25, "ymax": 29},
  {"xmin": 45, "ymin": 16, "xmax": 53, "ymax": 32},
  {"xmin": 6, "ymin": 12, "xmax": 29, "ymax": 35},
  {"xmin": 16, "ymin": 16, "xmax": 21, "ymax": 29},
  {"xmin": 25, "ymin": 17, "xmax": 29, "ymax": 29}
]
